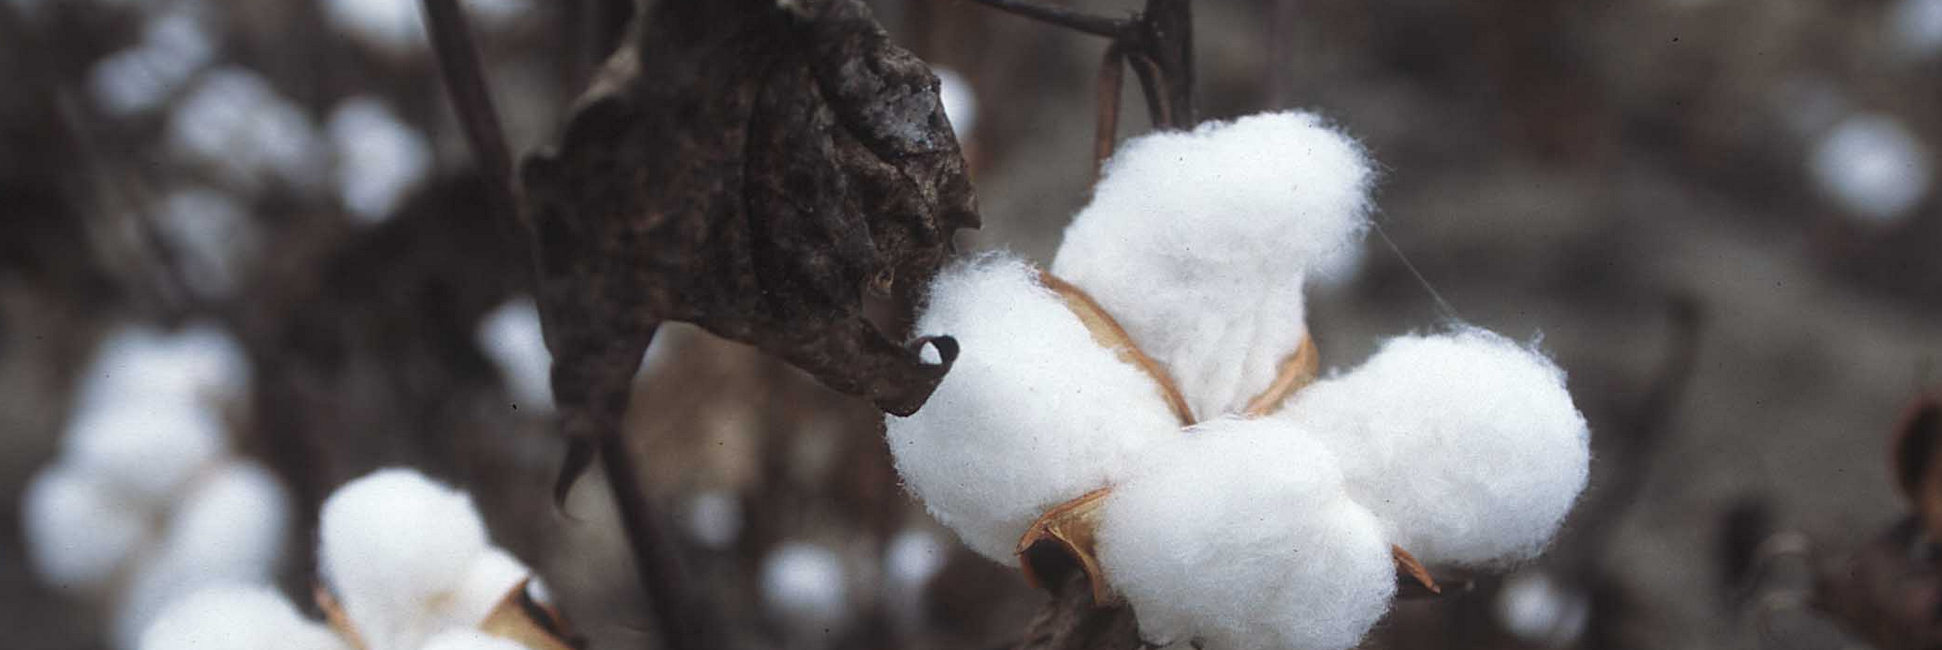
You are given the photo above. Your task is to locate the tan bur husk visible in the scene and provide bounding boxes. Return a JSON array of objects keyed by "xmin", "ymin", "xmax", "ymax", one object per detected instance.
[
  {"xmin": 316, "ymin": 580, "xmax": 577, "ymax": 650},
  {"xmin": 1017, "ymin": 269, "xmax": 1442, "ymax": 604}
]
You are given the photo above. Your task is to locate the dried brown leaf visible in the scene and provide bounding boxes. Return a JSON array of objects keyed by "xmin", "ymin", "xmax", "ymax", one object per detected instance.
[
  {"xmin": 1390, "ymin": 545, "xmax": 1441, "ymax": 597},
  {"xmin": 521, "ymin": 0, "xmax": 978, "ymax": 496}
]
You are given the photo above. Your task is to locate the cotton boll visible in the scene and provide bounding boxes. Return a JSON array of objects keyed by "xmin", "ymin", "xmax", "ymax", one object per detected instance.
[
  {"xmin": 1279, "ymin": 329, "xmax": 1589, "ymax": 566},
  {"xmin": 319, "ymin": 468, "xmax": 492, "ymax": 650},
  {"xmin": 933, "ymin": 66, "xmax": 976, "ymax": 142},
  {"xmin": 1097, "ymin": 418, "xmax": 1395, "ymax": 650},
  {"xmin": 156, "ymin": 187, "xmax": 256, "ymax": 301},
  {"xmin": 418, "ymin": 629, "xmax": 530, "ymax": 650},
  {"xmin": 21, "ymin": 466, "xmax": 149, "ymax": 593},
  {"xmin": 441, "ymin": 549, "xmax": 531, "ymax": 630},
  {"xmin": 89, "ymin": 11, "xmax": 214, "ymax": 115},
  {"xmin": 1051, "ymin": 111, "xmax": 1375, "ymax": 419},
  {"xmin": 761, "ymin": 541, "xmax": 851, "ymax": 638},
  {"xmin": 140, "ymin": 585, "xmax": 350, "ymax": 650},
  {"xmin": 328, "ymin": 96, "xmax": 432, "ymax": 223},
  {"xmin": 117, "ymin": 462, "xmax": 293, "ymax": 648},
  {"xmin": 1493, "ymin": 570, "xmax": 1590, "ymax": 648},
  {"xmin": 885, "ymin": 253, "xmax": 1185, "ymax": 560},
  {"xmin": 477, "ymin": 298, "xmax": 554, "ymax": 412},
  {"xmin": 1892, "ymin": 0, "xmax": 1942, "ymax": 59},
  {"xmin": 682, "ymin": 489, "xmax": 743, "ymax": 550},
  {"xmin": 1809, "ymin": 113, "xmax": 1933, "ymax": 225},
  {"xmin": 75, "ymin": 323, "xmax": 250, "ymax": 411},
  {"xmin": 168, "ymin": 67, "xmax": 324, "ymax": 192}
]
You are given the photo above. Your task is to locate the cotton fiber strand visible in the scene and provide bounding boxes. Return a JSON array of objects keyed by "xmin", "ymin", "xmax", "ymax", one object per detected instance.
[
  {"xmin": 885, "ymin": 253, "xmax": 1184, "ymax": 560},
  {"xmin": 1051, "ymin": 111, "xmax": 1375, "ymax": 419},
  {"xmin": 1279, "ymin": 329, "xmax": 1589, "ymax": 566},
  {"xmin": 140, "ymin": 585, "xmax": 350, "ymax": 650},
  {"xmin": 319, "ymin": 468, "xmax": 494, "ymax": 650},
  {"xmin": 1096, "ymin": 418, "xmax": 1395, "ymax": 650}
]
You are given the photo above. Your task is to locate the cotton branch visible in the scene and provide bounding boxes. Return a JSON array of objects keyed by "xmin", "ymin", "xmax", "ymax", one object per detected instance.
[
  {"xmin": 420, "ymin": 0, "xmax": 520, "ymax": 228},
  {"xmin": 966, "ymin": 0, "xmax": 1196, "ymax": 173}
]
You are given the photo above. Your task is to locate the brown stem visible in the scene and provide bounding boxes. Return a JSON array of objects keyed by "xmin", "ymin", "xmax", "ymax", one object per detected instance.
[
  {"xmin": 963, "ymin": 0, "xmax": 1130, "ymax": 38},
  {"xmin": 1093, "ymin": 43, "xmax": 1125, "ymax": 181},
  {"xmin": 420, "ymin": 0, "xmax": 521, "ymax": 229},
  {"xmin": 599, "ymin": 429, "xmax": 711, "ymax": 650}
]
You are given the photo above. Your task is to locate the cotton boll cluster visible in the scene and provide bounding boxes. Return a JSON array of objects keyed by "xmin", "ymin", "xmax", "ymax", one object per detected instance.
[
  {"xmin": 319, "ymin": 469, "xmax": 533, "ymax": 650},
  {"xmin": 1052, "ymin": 111, "xmax": 1375, "ymax": 419},
  {"xmin": 761, "ymin": 541, "xmax": 853, "ymax": 641},
  {"xmin": 1097, "ymin": 419, "xmax": 1396, "ymax": 650},
  {"xmin": 141, "ymin": 586, "xmax": 349, "ymax": 650},
  {"xmin": 888, "ymin": 109, "xmax": 1590, "ymax": 650},
  {"xmin": 168, "ymin": 67, "xmax": 325, "ymax": 193},
  {"xmin": 1279, "ymin": 330, "xmax": 1590, "ymax": 567},
  {"xmin": 142, "ymin": 468, "xmax": 558, "ymax": 650},
  {"xmin": 1808, "ymin": 113, "xmax": 1933, "ymax": 225},
  {"xmin": 21, "ymin": 323, "xmax": 290, "ymax": 649},
  {"xmin": 88, "ymin": 10, "xmax": 214, "ymax": 115},
  {"xmin": 476, "ymin": 297, "xmax": 554, "ymax": 412},
  {"xmin": 884, "ymin": 253, "xmax": 1185, "ymax": 561}
]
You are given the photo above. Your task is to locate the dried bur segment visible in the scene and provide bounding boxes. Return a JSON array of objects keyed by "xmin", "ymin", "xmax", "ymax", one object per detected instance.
[
  {"xmin": 1014, "ymin": 270, "xmax": 1442, "ymax": 604},
  {"xmin": 315, "ymin": 580, "xmax": 578, "ymax": 650}
]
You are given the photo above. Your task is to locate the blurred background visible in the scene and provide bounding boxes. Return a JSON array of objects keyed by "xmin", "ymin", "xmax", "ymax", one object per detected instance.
[{"xmin": 3, "ymin": 0, "xmax": 1940, "ymax": 648}]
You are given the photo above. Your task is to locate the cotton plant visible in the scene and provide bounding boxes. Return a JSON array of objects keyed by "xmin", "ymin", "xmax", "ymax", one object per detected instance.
[
  {"xmin": 21, "ymin": 323, "xmax": 289, "ymax": 650},
  {"xmin": 885, "ymin": 111, "xmax": 1591, "ymax": 650},
  {"xmin": 140, "ymin": 468, "xmax": 576, "ymax": 650}
]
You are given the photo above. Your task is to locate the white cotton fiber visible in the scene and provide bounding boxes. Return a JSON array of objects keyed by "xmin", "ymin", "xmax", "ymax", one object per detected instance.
[
  {"xmin": 1808, "ymin": 113, "xmax": 1933, "ymax": 225},
  {"xmin": 1278, "ymin": 329, "xmax": 1589, "ymax": 566},
  {"xmin": 1051, "ymin": 111, "xmax": 1375, "ymax": 420},
  {"xmin": 442, "ymin": 549, "xmax": 532, "ymax": 630},
  {"xmin": 116, "ymin": 461, "xmax": 294, "ymax": 649},
  {"xmin": 477, "ymin": 297, "xmax": 555, "ymax": 412},
  {"xmin": 140, "ymin": 585, "xmax": 350, "ymax": 650},
  {"xmin": 760, "ymin": 541, "xmax": 851, "ymax": 637},
  {"xmin": 21, "ymin": 465, "xmax": 148, "ymax": 593},
  {"xmin": 319, "ymin": 468, "xmax": 493, "ymax": 650},
  {"xmin": 885, "ymin": 253, "xmax": 1186, "ymax": 560},
  {"xmin": 61, "ymin": 399, "xmax": 225, "ymax": 508},
  {"xmin": 1096, "ymin": 418, "xmax": 1395, "ymax": 650},
  {"xmin": 418, "ymin": 629, "xmax": 529, "ymax": 650}
]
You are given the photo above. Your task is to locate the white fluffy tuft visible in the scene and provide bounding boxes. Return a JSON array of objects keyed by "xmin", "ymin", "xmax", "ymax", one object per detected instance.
[
  {"xmin": 117, "ymin": 461, "xmax": 294, "ymax": 648},
  {"xmin": 139, "ymin": 585, "xmax": 349, "ymax": 650},
  {"xmin": 20, "ymin": 465, "xmax": 148, "ymax": 593},
  {"xmin": 885, "ymin": 253, "xmax": 1185, "ymax": 560},
  {"xmin": 318, "ymin": 468, "xmax": 493, "ymax": 650},
  {"xmin": 1278, "ymin": 329, "xmax": 1589, "ymax": 566},
  {"xmin": 1051, "ymin": 111, "xmax": 1375, "ymax": 419},
  {"xmin": 1096, "ymin": 418, "xmax": 1395, "ymax": 650},
  {"xmin": 417, "ymin": 629, "xmax": 529, "ymax": 650}
]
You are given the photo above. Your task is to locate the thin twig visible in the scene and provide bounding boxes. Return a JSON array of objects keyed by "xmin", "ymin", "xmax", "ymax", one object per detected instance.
[
  {"xmin": 599, "ymin": 420, "xmax": 711, "ymax": 650},
  {"xmin": 964, "ymin": 0, "xmax": 1129, "ymax": 39},
  {"xmin": 420, "ymin": 0, "xmax": 521, "ymax": 228},
  {"xmin": 1093, "ymin": 42, "xmax": 1124, "ymax": 179}
]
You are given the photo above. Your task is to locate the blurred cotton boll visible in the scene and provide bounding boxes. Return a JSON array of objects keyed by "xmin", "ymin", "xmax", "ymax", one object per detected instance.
[
  {"xmin": 1891, "ymin": 0, "xmax": 1942, "ymax": 59},
  {"xmin": 156, "ymin": 187, "xmax": 256, "ymax": 300},
  {"xmin": 20, "ymin": 466, "xmax": 148, "ymax": 594},
  {"xmin": 1809, "ymin": 113, "xmax": 1933, "ymax": 225},
  {"xmin": 761, "ymin": 541, "xmax": 852, "ymax": 642},
  {"xmin": 168, "ymin": 68, "xmax": 324, "ymax": 193},
  {"xmin": 882, "ymin": 527, "xmax": 949, "ymax": 631},
  {"xmin": 114, "ymin": 462, "xmax": 293, "ymax": 648},
  {"xmin": 1494, "ymin": 570, "xmax": 1591, "ymax": 648},
  {"xmin": 933, "ymin": 66, "xmax": 976, "ymax": 143},
  {"xmin": 329, "ymin": 97, "xmax": 432, "ymax": 224},
  {"xmin": 88, "ymin": 11, "xmax": 214, "ymax": 115},
  {"xmin": 140, "ymin": 586, "xmax": 351, "ymax": 650},
  {"xmin": 477, "ymin": 298, "xmax": 553, "ymax": 412},
  {"xmin": 682, "ymin": 489, "xmax": 743, "ymax": 550}
]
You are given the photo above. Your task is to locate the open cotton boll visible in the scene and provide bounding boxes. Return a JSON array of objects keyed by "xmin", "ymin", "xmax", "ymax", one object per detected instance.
[
  {"xmin": 418, "ymin": 629, "xmax": 530, "ymax": 650},
  {"xmin": 439, "ymin": 549, "xmax": 532, "ymax": 631},
  {"xmin": 1279, "ymin": 329, "xmax": 1589, "ymax": 567},
  {"xmin": 74, "ymin": 323, "xmax": 250, "ymax": 410},
  {"xmin": 62, "ymin": 399, "xmax": 226, "ymax": 507},
  {"xmin": 116, "ymin": 462, "xmax": 293, "ymax": 649},
  {"xmin": 319, "ymin": 468, "xmax": 492, "ymax": 650},
  {"xmin": 761, "ymin": 541, "xmax": 851, "ymax": 638},
  {"xmin": 885, "ymin": 254, "xmax": 1184, "ymax": 560},
  {"xmin": 1051, "ymin": 111, "xmax": 1374, "ymax": 419},
  {"xmin": 21, "ymin": 465, "xmax": 149, "ymax": 593},
  {"xmin": 1096, "ymin": 418, "xmax": 1394, "ymax": 650},
  {"xmin": 140, "ymin": 585, "xmax": 350, "ymax": 650}
]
